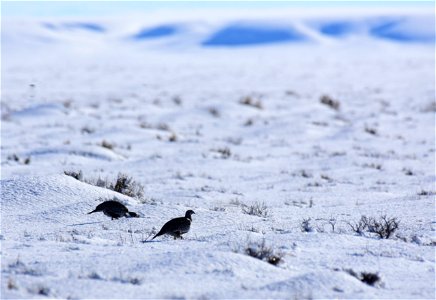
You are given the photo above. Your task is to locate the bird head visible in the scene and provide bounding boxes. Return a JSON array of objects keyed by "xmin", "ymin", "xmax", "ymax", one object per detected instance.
[
  {"xmin": 185, "ymin": 210, "xmax": 195, "ymax": 219},
  {"xmin": 127, "ymin": 212, "xmax": 140, "ymax": 218}
]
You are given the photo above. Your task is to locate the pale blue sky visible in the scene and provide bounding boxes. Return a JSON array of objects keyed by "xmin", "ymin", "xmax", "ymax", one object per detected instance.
[{"xmin": 2, "ymin": 1, "xmax": 433, "ymax": 17}]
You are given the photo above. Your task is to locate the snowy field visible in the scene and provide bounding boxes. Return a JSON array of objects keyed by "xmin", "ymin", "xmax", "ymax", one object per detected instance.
[{"xmin": 1, "ymin": 6, "xmax": 435, "ymax": 299}]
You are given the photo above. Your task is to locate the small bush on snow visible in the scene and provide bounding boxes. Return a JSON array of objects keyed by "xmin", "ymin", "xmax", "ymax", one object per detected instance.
[
  {"xmin": 362, "ymin": 162, "xmax": 383, "ymax": 170},
  {"xmin": 111, "ymin": 274, "xmax": 142, "ymax": 285},
  {"xmin": 242, "ymin": 201, "xmax": 268, "ymax": 218},
  {"xmin": 208, "ymin": 107, "xmax": 220, "ymax": 117},
  {"xmin": 173, "ymin": 95, "xmax": 182, "ymax": 106},
  {"xmin": 239, "ymin": 95, "xmax": 263, "ymax": 110},
  {"xmin": 168, "ymin": 132, "xmax": 178, "ymax": 142},
  {"xmin": 300, "ymin": 218, "xmax": 314, "ymax": 232},
  {"xmin": 7, "ymin": 278, "xmax": 18, "ymax": 290},
  {"xmin": 111, "ymin": 173, "xmax": 144, "ymax": 199},
  {"xmin": 347, "ymin": 216, "xmax": 369, "ymax": 235},
  {"xmin": 243, "ymin": 239, "xmax": 283, "ymax": 266},
  {"xmin": 348, "ymin": 215, "xmax": 399, "ymax": 239},
  {"xmin": 8, "ymin": 257, "xmax": 41, "ymax": 277},
  {"xmin": 64, "ymin": 170, "xmax": 83, "ymax": 181},
  {"xmin": 320, "ymin": 94, "xmax": 340, "ymax": 111},
  {"xmin": 402, "ymin": 168, "xmax": 414, "ymax": 176},
  {"xmin": 344, "ymin": 268, "xmax": 381, "ymax": 286},
  {"xmin": 364, "ymin": 126, "xmax": 378, "ymax": 136},
  {"xmin": 7, "ymin": 153, "xmax": 31, "ymax": 165},
  {"xmin": 100, "ymin": 140, "xmax": 114, "ymax": 150},
  {"xmin": 64, "ymin": 170, "xmax": 145, "ymax": 200},
  {"xmin": 88, "ymin": 272, "xmax": 103, "ymax": 280},
  {"xmin": 418, "ymin": 189, "xmax": 435, "ymax": 196},
  {"xmin": 366, "ymin": 215, "xmax": 399, "ymax": 239},
  {"xmin": 29, "ymin": 286, "xmax": 51, "ymax": 296},
  {"xmin": 211, "ymin": 147, "xmax": 232, "ymax": 159},
  {"xmin": 81, "ymin": 126, "xmax": 95, "ymax": 134},
  {"xmin": 361, "ymin": 272, "xmax": 381, "ymax": 286}
]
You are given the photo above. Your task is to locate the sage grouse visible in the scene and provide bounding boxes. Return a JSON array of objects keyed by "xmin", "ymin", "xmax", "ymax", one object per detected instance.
[
  {"xmin": 88, "ymin": 200, "xmax": 139, "ymax": 220},
  {"xmin": 152, "ymin": 210, "xmax": 195, "ymax": 240}
]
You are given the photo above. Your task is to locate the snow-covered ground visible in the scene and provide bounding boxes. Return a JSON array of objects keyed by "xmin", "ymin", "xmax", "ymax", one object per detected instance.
[{"xmin": 1, "ymin": 6, "xmax": 435, "ymax": 299}]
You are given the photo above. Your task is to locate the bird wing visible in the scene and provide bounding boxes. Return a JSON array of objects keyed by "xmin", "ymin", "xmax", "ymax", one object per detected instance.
[{"xmin": 152, "ymin": 217, "xmax": 190, "ymax": 239}]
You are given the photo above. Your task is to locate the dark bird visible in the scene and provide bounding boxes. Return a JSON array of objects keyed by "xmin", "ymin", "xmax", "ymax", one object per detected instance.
[
  {"xmin": 152, "ymin": 210, "xmax": 195, "ymax": 240},
  {"xmin": 88, "ymin": 200, "xmax": 139, "ymax": 220}
]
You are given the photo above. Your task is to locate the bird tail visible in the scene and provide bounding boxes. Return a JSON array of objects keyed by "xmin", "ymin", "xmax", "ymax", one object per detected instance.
[
  {"xmin": 87, "ymin": 209, "xmax": 98, "ymax": 215},
  {"xmin": 151, "ymin": 230, "xmax": 163, "ymax": 240}
]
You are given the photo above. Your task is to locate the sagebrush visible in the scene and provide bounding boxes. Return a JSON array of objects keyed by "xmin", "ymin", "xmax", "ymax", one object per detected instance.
[
  {"xmin": 243, "ymin": 239, "xmax": 283, "ymax": 266},
  {"xmin": 64, "ymin": 171, "xmax": 145, "ymax": 200}
]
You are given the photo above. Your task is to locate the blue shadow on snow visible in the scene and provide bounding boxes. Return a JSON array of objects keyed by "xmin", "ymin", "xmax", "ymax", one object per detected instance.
[
  {"xmin": 319, "ymin": 21, "xmax": 356, "ymax": 37},
  {"xmin": 203, "ymin": 24, "xmax": 307, "ymax": 46},
  {"xmin": 370, "ymin": 18, "xmax": 435, "ymax": 43},
  {"xmin": 42, "ymin": 22, "xmax": 105, "ymax": 33},
  {"xmin": 133, "ymin": 25, "xmax": 178, "ymax": 40}
]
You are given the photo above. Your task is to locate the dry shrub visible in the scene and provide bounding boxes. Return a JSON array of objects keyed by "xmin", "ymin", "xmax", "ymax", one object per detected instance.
[
  {"xmin": 242, "ymin": 202, "xmax": 268, "ymax": 218},
  {"xmin": 348, "ymin": 215, "xmax": 399, "ymax": 239},
  {"xmin": 239, "ymin": 96, "xmax": 263, "ymax": 109},
  {"xmin": 344, "ymin": 269, "xmax": 381, "ymax": 286},
  {"xmin": 320, "ymin": 95, "xmax": 340, "ymax": 111},
  {"xmin": 244, "ymin": 239, "xmax": 283, "ymax": 266},
  {"xmin": 64, "ymin": 171, "xmax": 145, "ymax": 200}
]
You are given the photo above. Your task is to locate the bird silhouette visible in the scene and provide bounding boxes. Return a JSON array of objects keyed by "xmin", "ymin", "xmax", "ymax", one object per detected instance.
[
  {"xmin": 152, "ymin": 210, "xmax": 195, "ymax": 240},
  {"xmin": 88, "ymin": 200, "xmax": 139, "ymax": 220}
]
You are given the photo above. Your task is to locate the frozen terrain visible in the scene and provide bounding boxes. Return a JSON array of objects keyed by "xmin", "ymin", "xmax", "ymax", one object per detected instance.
[{"xmin": 1, "ymin": 6, "xmax": 435, "ymax": 299}]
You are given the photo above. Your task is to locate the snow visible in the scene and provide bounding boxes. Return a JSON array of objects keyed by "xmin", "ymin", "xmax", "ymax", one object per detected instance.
[{"xmin": 1, "ymin": 6, "xmax": 435, "ymax": 299}]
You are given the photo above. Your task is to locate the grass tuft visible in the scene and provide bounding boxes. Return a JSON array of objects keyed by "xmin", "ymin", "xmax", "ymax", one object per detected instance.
[{"xmin": 242, "ymin": 202, "xmax": 268, "ymax": 218}]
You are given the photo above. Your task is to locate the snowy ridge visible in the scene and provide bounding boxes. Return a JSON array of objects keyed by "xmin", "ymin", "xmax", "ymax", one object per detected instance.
[
  {"xmin": 2, "ymin": 11, "xmax": 434, "ymax": 54},
  {"xmin": 1, "ymin": 175, "xmax": 136, "ymax": 226}
]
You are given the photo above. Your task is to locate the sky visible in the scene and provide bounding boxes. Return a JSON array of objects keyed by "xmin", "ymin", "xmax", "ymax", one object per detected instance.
[{"xmin": 2, "ymin": 1, "xmax": 434, "ymax": 17}]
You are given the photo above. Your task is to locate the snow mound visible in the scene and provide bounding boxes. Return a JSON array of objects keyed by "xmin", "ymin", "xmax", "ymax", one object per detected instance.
[
  {"xmin": 261, "ymin": 270, "xmax": 373, "ymax": 297},
  {"xmin": 1, "ymin": 174, "xmax": 137, "ymax": 218},
  {"xmin": 11, "ymin": 103, "xmax": 67, "ymax": 119}
]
